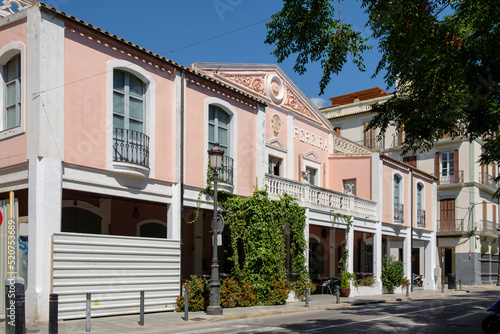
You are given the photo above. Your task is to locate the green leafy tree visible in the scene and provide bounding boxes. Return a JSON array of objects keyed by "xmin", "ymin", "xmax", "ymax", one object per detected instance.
[{"xmin": 266, "ymin": 1, "xmax": 500, "ymax": 177}]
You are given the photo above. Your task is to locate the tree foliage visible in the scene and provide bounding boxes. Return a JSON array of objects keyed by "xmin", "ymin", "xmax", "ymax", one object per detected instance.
[
  {"xmin": 265, "ymin": 0, "xmax": 371, "ymax": 95},
  {"xmin": 266, "ymin": 1, "xmax": 500, "ymax": 168}
]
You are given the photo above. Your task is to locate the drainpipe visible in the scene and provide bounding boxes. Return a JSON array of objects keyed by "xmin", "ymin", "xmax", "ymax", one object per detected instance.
[
  {"xmin": 410, "ymin": 168, "xmax": 414, "ymax": 292},
  {"xmin": 179, "ymin": 70, "xmax": 186, "ymax": 294}
]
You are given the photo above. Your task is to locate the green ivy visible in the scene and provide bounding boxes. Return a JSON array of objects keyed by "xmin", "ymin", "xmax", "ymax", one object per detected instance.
[
  {"xmin": 188, "ymin": 169, "xmax": 310, "ymax": 304},
  {"xmin": 333, "ymin": 213, "xmax": 355, "ymax": 289},
  {"xmin": 224, "ymin": 188, "xmax": 309, "ymax": 299}
]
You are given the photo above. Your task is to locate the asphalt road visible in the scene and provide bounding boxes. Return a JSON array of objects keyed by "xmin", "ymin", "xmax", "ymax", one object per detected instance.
[{"xmin": 156, "ymin": 290, "xmax": 498, "ymax": 334}]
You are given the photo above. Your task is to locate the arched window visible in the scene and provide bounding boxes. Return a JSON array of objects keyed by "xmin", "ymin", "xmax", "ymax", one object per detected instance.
[
  {"xmin": 2, "ymin": 54, "xmax": 21, "ymax": 130},
  {"xmin": 416, "ymin": 183, "xmax": 425, "ymax": 226},
  {"xmin": 112, "ymin": 69, "xmax": 149, "ymax": 167},
  {"xmin": 393, "ymin": 174, "xmax": 403, "ymax": 221},
  {"xmin": 113, "ymin": 70, "xmax": 144, "ymax": 133},
  {"xmin": 138, "ymin": 221, "xmax": 167, "ymax": 239},
  {"xmin": 208, "ymin": 104, "xmax": 233, "ymax": 184},
  {"xmin": 62, "ymin": 207, "xmax": 102, "ymax": 234},
  {"xmin": 209, "ymin": 105, "xmax": 230, "ymax": 155}
]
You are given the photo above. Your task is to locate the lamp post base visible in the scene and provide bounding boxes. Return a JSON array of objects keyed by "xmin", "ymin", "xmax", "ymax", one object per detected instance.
[{"xmin": 206, "ymin": 305, "xmax": 223, "ymax": 315}]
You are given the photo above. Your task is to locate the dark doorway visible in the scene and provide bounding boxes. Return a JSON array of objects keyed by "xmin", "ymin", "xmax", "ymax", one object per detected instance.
[
  {"xmin": 444, "ymin": 248, "xmax": 453, "ymax": 281},
  {"xmin": 62, "ymin": 207, "xmax": 102, "ymax": 234}
]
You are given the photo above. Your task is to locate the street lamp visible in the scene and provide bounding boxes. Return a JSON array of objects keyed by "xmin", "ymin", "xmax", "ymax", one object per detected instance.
[{"xmin": 207, "ymin": 143, "xmax": 224, "ymax": 315}]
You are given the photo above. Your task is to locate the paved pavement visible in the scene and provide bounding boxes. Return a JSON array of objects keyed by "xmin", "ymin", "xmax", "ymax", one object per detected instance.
[{"xmin": 11, "ymin": 285, "xmax": 500, "ymax": 334}]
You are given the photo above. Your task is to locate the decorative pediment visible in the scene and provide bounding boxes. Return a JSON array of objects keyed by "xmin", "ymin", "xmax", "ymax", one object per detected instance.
[
  {"xmin": 283, "ymin": 88, "xmax": 314, "ymax": 119},
  {"xmin": 303, "ymin": 151, "xmax": 321, "ymax": 163},
  {"xmin": 218, "ymin": 73, "xmax": 266, "ymax": 96},
  {"xmin": 216, "ymin": 70, "xmax": 322, "ymax": 124},
  {"xmin": 266, "ymin": 138, "xmax": 287, "ymax": 153},
  {"xmin": 332, "ymin": 135, "xmax": 372, "ymax": 154}
]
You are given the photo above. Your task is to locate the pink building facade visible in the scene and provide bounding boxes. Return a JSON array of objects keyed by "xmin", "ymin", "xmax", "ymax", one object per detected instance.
[{"xmin": 0, "ymin": 1, "xmax": 436, "ymax": 322}]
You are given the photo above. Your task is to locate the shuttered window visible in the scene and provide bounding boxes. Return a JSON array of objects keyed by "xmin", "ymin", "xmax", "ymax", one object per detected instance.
[
  {"xmin": 403, "ymin": 155, "xmax": 417, "ymax": 168},
  {"xmin": 439, "ymin": 199, "xmax": 456, "ymax": 232}
]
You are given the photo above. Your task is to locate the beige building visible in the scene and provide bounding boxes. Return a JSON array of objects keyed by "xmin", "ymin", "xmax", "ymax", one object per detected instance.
[{"xmin": 321, "ymin": 87, "xmax": 499, "ymax": 286}]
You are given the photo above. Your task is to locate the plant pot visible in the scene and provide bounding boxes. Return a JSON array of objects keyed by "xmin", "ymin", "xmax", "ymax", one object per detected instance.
[{"xmin": 339, "ymin": 288, "xmax": 350, "ymax": 297}]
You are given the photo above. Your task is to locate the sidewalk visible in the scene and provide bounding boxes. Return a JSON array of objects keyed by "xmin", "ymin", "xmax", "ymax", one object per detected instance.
[{"xmin": 18, "ymin": 285, "xmax": 500, "ymax": 334}]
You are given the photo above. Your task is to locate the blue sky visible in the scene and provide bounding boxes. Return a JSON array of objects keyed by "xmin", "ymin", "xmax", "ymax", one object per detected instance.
[{"xmin": 46, "ymin": 0, "xmax": 390, "ymax": 107}]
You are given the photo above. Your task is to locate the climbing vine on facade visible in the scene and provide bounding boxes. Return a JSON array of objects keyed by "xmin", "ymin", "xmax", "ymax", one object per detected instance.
[{"xmin": 223, "ymin": 188, "xmax": 310, "ymax": 300}]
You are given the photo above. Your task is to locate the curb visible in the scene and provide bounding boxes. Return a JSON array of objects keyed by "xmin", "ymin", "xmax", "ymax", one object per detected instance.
[{"xmin": 203, "ymin": 289, "xmax": 470, "ymax": 323}]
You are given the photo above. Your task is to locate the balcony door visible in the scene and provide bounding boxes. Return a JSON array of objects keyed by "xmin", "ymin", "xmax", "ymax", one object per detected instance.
[
  {"xmin": 113, "ymin": 70, "xmax": 147, "ymax": 166},
  {"xmin": 441, "ymin": 152, "xmax": 455, "ymax": 183},
  {"xmin": 209, "ymin": 105, "xmax": 233, "ymax": 184},
  {"xmin": 440, "ymin": 199, "xmax": 456, "ymax": 232}
]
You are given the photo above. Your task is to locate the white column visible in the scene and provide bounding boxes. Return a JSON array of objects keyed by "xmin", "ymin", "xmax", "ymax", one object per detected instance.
[
  {"xmin": 25, "ymin": 7, "xmax": 65, "ymax": 322},
  {"xmin": 424, "ymin": 239, "xmax": 436, "ymax": 289},
  {"xmin": 26, "ymin": 157, "xmax": 62, "ymax": 322},
  {"xmin": 256, "ymin": 104, "xmax": 266, "ymax": 189},
  {"xmin": 374, "ymin": 222, "xmax": 383, "ymax": 289},
  {"xmin": 168, "ymin": 70, "xmax": 184, "ymax": 241},
  {"xmin": 347, "ymin": 217, "xmax": 354, "ymax": 273},
  {"xmin": 287, "ymin": 114, "xmax": 294, "ymax": 179},
  {"xmin": 304, "ymin": 208, "xmax": 310, "ymax": 271},
  {"xmin": 403, "ymin": 230, "xmax": 412, "ymax": 280}
]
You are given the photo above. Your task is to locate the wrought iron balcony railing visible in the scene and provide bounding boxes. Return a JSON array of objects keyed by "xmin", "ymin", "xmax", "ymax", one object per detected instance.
[
  {"xmin": 479, "ymin": 172, "xmax": 499, "ymax": 189},
  {"xmin": 264, "ymin": 174, "xmax": 377, "ymax": 217},
  {"xmin": 435, "ymin": 170, "xmax": 464, "ymax": 184},
  {"xmin": 437, "ymin": 219, "xmax": 466, "ymax": 233},
  {"xmin": 394, "ymin": 203, "xmax": 404, "ymax": 221},
  {"xmin": 416, "ymin": 209, "xmax": 425, "ymax": 227},
  {"xmin": 113, "ymin": 128, "xmax": 150, "ymax": 168},
  {"xmin": 219, "ymin": 155, "xmax": 234, "ymax": 185},
  {"xmin": 477, "ymin": 220, "xmax": 498, "ymax": 234},
  {"xmin": 392, "ymin": 132, "xmax": 405, "ymax": 147}
]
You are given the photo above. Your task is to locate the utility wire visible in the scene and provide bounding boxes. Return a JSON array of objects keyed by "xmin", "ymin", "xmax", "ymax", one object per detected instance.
[
  {"xmin": 34, "ymin": 17, "xmax": 271, "ymax": 96},
  {"xmin": 165, "ymin": 18, "xmax": 270, "ymax": 54}
]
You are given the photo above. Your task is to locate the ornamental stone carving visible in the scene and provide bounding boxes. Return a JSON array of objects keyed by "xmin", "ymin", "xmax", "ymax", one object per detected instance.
[
  {"xmin": 333, "ymin": 136, "xmax": 372, "ymax": 154},
  {"xmin": 284, "ymin": 89, "xmax": 313, "ymax": 118},
  {"xmin": 0, "ymin": 0, "xmax": 36, "ymax": 17},
  {"xmin": 219, "ymin": 73, "xmax": 266, "ymax": 95},
  {"xmin": 265, "ymin": 74, "xmax": 285, "ymax": 104},
  {"xmin": 271, "ymin": 114, "xmax": 281, "ymax": 136}
]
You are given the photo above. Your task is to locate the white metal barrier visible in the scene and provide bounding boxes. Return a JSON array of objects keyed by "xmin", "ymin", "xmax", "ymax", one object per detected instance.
[{"xmin": 52, "ymin": 232, "xmax": 180, "ymax": 320}]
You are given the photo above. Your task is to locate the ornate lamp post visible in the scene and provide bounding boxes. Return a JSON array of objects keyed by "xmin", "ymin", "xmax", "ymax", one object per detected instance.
[{"xmin": 207, "ymin": 143, "xmax": 224, "ymax": 315}]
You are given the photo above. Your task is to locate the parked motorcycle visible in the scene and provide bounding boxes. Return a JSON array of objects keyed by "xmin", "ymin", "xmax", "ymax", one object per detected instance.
[
  {"xmin": 412, "ymin": 273, "xmax": 423, "ymax": 287},
  {"xmin": 482, "ymin": 299, "xmax": 500, "ymax": 334}
]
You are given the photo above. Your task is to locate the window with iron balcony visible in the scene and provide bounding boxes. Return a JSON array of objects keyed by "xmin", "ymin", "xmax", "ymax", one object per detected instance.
[{"xmin": 112, "ymin": 70, "xmax": 150, "ymax": 169}]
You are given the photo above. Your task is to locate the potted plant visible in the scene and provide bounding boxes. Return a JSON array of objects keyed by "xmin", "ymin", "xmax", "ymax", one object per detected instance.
[
  {"xmin": 339, "ymin": 272, "xmax": 355, "ymax": 297},
  {"xmin": 381, "ymin": 256, "xmax": 404, "ymax": 293}
]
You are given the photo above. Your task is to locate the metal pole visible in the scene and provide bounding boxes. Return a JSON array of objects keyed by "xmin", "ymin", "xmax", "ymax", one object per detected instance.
[
  {"xmin": 5, "ymin": 279, "xmax": 14, "ymax": 334},
  {"xmin": 455, "ymin": 277, "xmax": 458, "ymax": 291},
  {"xmin": 441, "ymin": 248, "xmax": 445, "ymax": 293},
  {"xmin": 459, "ymin": 279, "xmax": 462, "ymax": 291},
  {"xmin": 336, "ymin": 289, "xmax": 340, "ymax": 304},
  {"xmin": 14, "ymin": 294, "xmax": 25, "ymax": 334},
  {"xmin": 406, "ymin": 284, "xmax": 409, "ymax": 297},
  {"xmin": 184, "ymin": 286, "xmax": 189, "ymax": 321},
  {"xmin": 86, "ymin": 293, "xmax": 91, "ymax": 332},
  {"xmin": 139, "ymin": 291, "xmax": 144, "ymax": 326},
  {"xmin": 305, "ymin": 287, "xmax": 310, "ymax": 307},
  {"xmin": 207, "ymin": 170, "xmax": 222, "ymax": 315},
  {"xmin": 49, "ymin": 294, "xmax": 58, "ymax": 334}
]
